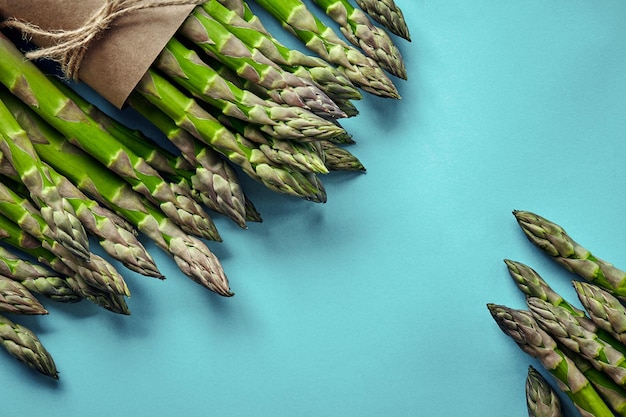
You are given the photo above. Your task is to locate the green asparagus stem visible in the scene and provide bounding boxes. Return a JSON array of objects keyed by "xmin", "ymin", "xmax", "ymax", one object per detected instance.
[
  {"xmin": 320, "ymin": 140, "xmax": 366, "ymax": 171},
  {"xmin": 201, "ymin": 0, "xmax": 362, "ymax": 102},
  {"xmin": 312, "ymin": 0, "xmax": 407, "ymax": 79},
  {"xmin": 181, "ymin": 7, "xmax": 347, "ymax": 118},
  {"xmin": 487, "ymin": 303, "xmax": 615, "ymax": 417},
  {"xmin": 526, "ymin": 365, "xmax": 563, "ymax": 417},
  {"xmin": 249, "ymin": 0, "xmax": 401, "ymax": 98},
  {"xmin": 513, "ymin": 210, "xmax": 626, "ymax": 298},
  {"xmin": 504, "ymin": 259, "xmax": 586, "ymax": 317},
  {"xmin": 0, "ymin": 313, "xmax": 57, "ymax": 379},
  {"xmin": 355, "ymin": 0, "xmax": 411, "ymax": 41},
  {"xmin": 0, "ymin": 276, "xmax": 47, "ymax": 315},
  {"xmin": 0, "ymin": 35, "xmax": 217, "ymax": 242},
  {"xmin": 566, "ymin": 346, "xmax": 626, "ymax": 416},
  {"xmin": 157, "ymin": 36, "xmax": 348, "ymax": 141},
  {"xmin": 0, "ymin": 246, "xmax": 79, "ymax": 303},
  {"xmin": 133, "ymin": 70, "xmax": 327, "ymax": 201},
  {"xmin": 527, "ymin": 297, "xmax": 626, "ymax": 388},
  {"xmin": 574, "ymin": 281, "xmax": 626, "ymax": 346},
  {"xmin": 125, "ymin": 93, "xmax": 249, "ymax": 228},
  {"xmin": 0, "ymin": 97, "xmax": 90, "ymax": 262}
]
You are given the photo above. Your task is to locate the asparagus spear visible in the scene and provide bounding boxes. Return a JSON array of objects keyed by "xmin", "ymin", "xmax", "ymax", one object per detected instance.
[
  {"xmin": 574, "ymin": 281, "xmax": 626, "ymax": 346},
  {"xmin": 355, "ymin": 0, "xmax": 411, "ymax": 41},
  {"xmin": 133, "ymin": 70, "xmax": 327, "ymax": 201},
  {"xmin": 527, "ymin": 297, "xmax": 626, "ymax": 388},
  {"xmin": 319, "ymin": 140, "xmax": 366, "ymax": 171},
  {"xmin": 504, "ymin": 259, "xmax": 586, "ymax": 317},
  {"xmin": 0, "ymin": 138, "xmax": 161, "ymax": 279},
  {"xmin": 311, "ymin": 0, "xmax": 407, "ymax": 79},
  {"xmin": 0, "ymin": 313, "xmax": 57, "ymax": 379},
  {"xmin": 0, "ymin": 246, "xmax": 79, "ymax": 303},
  {"xmin": 563, "ymin": 348, "xmax": 626, "ymax": 417},
  {"xmin": 504, "ymin": 260, "xmax": 626, "ymax": 360},
  {"xmin": 0, "ymin": 97, "xmax": 90, "ymax": 262},
  {"xmin": 0, "ymin": 195, "xmax": 130, "ymax": 298},
  {"xmin": 200, "ymin": 0, "xmax": 362, "ymax": 103},
  {"xmin": 203, "ymin": 102, "xmax": 329, "ymax": 174},
  {"xmin": 487, "ymin": 303, "xmax": 615, "ymax": 417},
  {"xmin": 125, "ymin": 93, "xmax": 249, "ymax": 228},
  {"xmin": 513, "ymin": 210, "xmax": 626, "ymax": 298},
  {"xmin": 204, "ymin": 54, "xmax": 352, "ymax": 143},
  {"xmin": 0, "ymin": 35, "xmax": 217, "ymax": 242},
  {"xmin": 250, "ymin": 0, "xmax": 400, "ymax": 98},
  {"xmin": 157, "ymin": 36, "xmax": 348, "ymax": 140},
  {"xmin": 18, "ymin": 116, "xmax": 232, "ymax": 296},
  {"xmin": 0, "ymin": 276, "xmax": 47, "ymax": 315},
  {"xmin": 181, "ymin": 7, "xmax": 347, "ymax": 118},
  {"xmin": 0, "ymin": 212, "xmax": 129, "ymax": 314},
  {"xmin": 526, "ymin": 365, "xmax": 563, "ymax": 417}
]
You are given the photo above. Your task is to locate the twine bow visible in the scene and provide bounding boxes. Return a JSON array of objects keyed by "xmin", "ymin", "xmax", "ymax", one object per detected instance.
[{"xmin": 1, "ymin": 0, "xmax": 206, "ymax": 79}]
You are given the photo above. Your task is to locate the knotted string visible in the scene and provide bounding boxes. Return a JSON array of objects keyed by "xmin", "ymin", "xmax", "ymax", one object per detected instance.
[{"xmin": 1, "ymin": 0, "xmax": 205, "ymax": 79}]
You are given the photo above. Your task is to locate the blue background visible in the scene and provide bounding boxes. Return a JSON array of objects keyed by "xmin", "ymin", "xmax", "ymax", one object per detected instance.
[{"xmin": 3, "ymin": 1, "xmax": 626, "ymax": 416}]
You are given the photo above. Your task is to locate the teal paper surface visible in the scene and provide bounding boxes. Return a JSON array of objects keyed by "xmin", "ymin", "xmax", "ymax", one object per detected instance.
[{"xmin": 3, "ymin": 1, "xmax": 626, "ymax": 416}]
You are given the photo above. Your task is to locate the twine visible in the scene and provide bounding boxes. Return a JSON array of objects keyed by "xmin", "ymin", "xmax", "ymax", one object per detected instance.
[{"xmin": 1, "ymin": 0, "xmax": 205, "ymax": 79}]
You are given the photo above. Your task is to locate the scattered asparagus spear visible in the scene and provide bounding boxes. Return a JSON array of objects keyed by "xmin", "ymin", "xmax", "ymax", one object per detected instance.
[
  {"xmin": 527, "ymin": 297, "xmax": 626, "ymax": 388},
  {"xmin": 354, "ymin": 0, "xmax": 411, "ymax": 41},
  {"xmin": 504, "ymin": 259, "xmax": 626, "ymax": 358},
  {"xmin": 0, "ymin": 246, "xmax": 80, "ymax": 303},
  {"xmin": 504, "ymin": 259, "xmax": 586, "ymax": 317},
  {"xmin": 487, "ymin": 303, "xmax": 615, "ymax": 417},
  {"xmin": 311, "ymin": 0, "xmax": 407, "ymax": 79},
  {"xmin": 525, "ymin": 365, "xmax": 563, "ymax": 417},
  {"xmin": 574, "ymin": 281, "xmax": 626, "ymax": 347},
  {"xmin": 565, "ymin": 348, "xmax": 626, "ymax": 416},
  {"xmin": 513, "ymin": 210, "xmax": 626, "ymax": 298},
  {"xmin": 0, "ymin": 276, "xmax": 47, "ymax": 315},
  {"xmin": 0, "ymin": 313, "xmax": 58, "ymax": 379}
]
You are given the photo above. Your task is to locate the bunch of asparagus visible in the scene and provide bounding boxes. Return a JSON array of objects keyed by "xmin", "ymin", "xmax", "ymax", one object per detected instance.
[
  {"xmin": 489, "ymin": 210, "xmax": 626, "ymax": 416},
  {"xmin": 0, "ymin": 0, "xmax": 410, "ymax": 378}
]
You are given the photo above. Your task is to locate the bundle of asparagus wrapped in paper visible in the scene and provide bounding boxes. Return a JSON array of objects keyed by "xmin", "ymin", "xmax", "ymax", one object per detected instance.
[
  {"xmin": 489, "ymin": 211, "xmax": 626, "ymax": 416},
  {"xmin": 0, "ymin": 0, "xmax": 409, "ymax": 379}
]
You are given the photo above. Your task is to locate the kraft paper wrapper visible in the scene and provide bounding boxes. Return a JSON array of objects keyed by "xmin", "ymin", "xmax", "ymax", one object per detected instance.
[{"xmin": 0, "ymin": 1, "xmax": 196, "ymax": 108}]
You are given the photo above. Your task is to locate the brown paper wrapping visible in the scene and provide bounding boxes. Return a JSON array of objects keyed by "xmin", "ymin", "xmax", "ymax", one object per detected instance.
[{"xmin": 0, "ymin": 0, "xmax": 196, "ymax": 108}]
